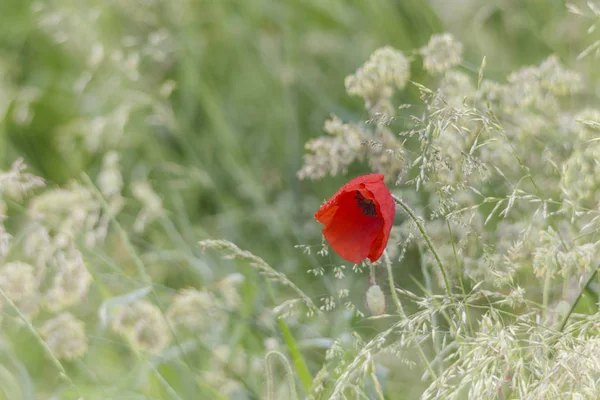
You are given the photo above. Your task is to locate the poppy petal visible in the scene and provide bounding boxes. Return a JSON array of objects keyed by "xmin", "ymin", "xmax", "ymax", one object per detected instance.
[
  {"xmin": 322, "ymin": 191, "xmax": 384, "ymax": 263},
  {"xmin": 315, "ymin": 174, "xmax": 395, "ymax": 263}
]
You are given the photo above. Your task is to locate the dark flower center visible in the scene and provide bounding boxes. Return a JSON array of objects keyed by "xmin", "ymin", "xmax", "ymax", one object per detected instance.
[{"xmin": 354, "ymin": 191, "xmax": 377, "ymax": 217}]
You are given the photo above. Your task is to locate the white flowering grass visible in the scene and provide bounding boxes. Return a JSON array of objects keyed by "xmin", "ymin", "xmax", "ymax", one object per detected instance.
[
  {"xmin": 2, "ymin": 1, "xmax": 600, "ymax": 399},
  {"xmin": 292, "ymin": 17, "xmax": 600, "ymax": 399}
]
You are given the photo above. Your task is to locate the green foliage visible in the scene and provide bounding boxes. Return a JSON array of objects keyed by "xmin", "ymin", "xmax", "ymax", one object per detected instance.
[{"xmin": 2, "ymin": 0, "xmax": 600, "ymax": 399}]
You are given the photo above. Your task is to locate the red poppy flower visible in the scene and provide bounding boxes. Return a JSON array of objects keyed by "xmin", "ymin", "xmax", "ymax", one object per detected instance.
[{"xmin": 315, "ymin": 174, "xmax": 395, "ymax": 264}]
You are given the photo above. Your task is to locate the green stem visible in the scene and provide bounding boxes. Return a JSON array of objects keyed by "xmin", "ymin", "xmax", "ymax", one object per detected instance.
[
  {"xmin": 81, "ymin": 173, "xmax": 152, "ymax": 284},
  {"xmin": 370, "ymin": 361, "xmax": 385, "ymax": 400},
  {"xmin": 418, "ymin": 246, "xmax": 441, "ymax": 371},
  {"xmin": 446, "ymin": 220, "xmax": 474, "ymax": 336},
  {"xmin": 265, "ymin": 350, "xmax": 298, "ymax": 400},
  {"xmin": 383, "ymin": 251, "xmax": 405, "ymax": 317},
  {"xmin": 265, "ymin": 282, "xmax": 312, "ymax": 394},
  {"xmin": 383, "ymin": 251, "xmax": 436, "ymax": 380},
  {"xmin": 392, "ymin": 195, "xmax": 453, "ymax": 299},
  {"xmin": 542, "ymin": 268, "xmax": 552, "ymax": 320},
  {"xmin": 558, "ymin": 268, "xmax": 598, "ymax": 333},
  {"xmin": 81, "ymin": 173, "xmax": 217, "ymax": 397},
  {"xmin": 277, "ymin": 319, "xmax": 312, "ymax": 394},
  {"xmin": 146, "ymin": 358, "xmax": 184, "ymax": 400},
  {"xmin": 369, "ymin": 262, "xmax": 377, "ymax": 286},
  {"xmin": 0, "ymin": 288, "xmax": 81, "ymax": 397}
]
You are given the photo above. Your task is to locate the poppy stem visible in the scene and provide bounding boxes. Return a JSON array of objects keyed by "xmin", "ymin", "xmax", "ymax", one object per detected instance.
[
  {"xmin": 391, "ymin": 195, "xmax": 453, "ymax": 300},
  {"xmin": 383, "ymin": 251, "xmax": 405, "ymax": 316},
  {"xmin": 369, "ymin": 263, "xmax": 377, "ymax": 286}
]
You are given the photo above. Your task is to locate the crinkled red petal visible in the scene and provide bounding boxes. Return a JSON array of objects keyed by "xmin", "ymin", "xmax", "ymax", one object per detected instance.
[{"xmin": 315, "ymin": 174, "xmax": 395, "ymax": 263}]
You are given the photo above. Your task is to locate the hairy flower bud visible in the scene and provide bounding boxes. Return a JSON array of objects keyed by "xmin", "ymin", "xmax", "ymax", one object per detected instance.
[{"xmin": 366, "ymin": 284, "xmax": 386, "ymax": 316}]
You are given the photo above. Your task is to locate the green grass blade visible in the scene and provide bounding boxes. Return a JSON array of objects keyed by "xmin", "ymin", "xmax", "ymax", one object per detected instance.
[{"xmin": 277, "ymin": 318, "xmax": 312, "ymax": 394}]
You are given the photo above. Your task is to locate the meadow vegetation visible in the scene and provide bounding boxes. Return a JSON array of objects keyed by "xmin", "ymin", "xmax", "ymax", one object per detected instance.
[{"xmin": 2, "ymin": 0, "xmax": 600, "ymax": 399}]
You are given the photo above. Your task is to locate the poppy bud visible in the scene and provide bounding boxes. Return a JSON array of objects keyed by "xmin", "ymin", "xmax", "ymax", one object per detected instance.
[
  {"xmin": 365, "ymin": 284, "xmax": 386, "ymax": 316},
  {"xmin": 315, "ymin": 174, "xmax": 395, "ymax": 263}
]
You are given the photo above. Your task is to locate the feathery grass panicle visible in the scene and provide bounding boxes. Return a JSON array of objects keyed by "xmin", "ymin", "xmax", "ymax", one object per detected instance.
[
  {"xmin": 0, "ymin": 261, "xmax": 39, "ymax": 318},
  {"xmin": 297, "ymin": 27, "xmax": 600, "ymax": 399},
  {"xmin": 167, "ymin": 288, "xmax": 224, "ymax": 332},
  {"xmin": 41, "ymin": 312, "xmax": 87, "ymax": 360},
  {"xmin": 4, "ymin": 2, "xmax": 600, "ymax": 398},
  {"xmin": 44, "ymin": 246, "xmax": 93, "ymax": 312},
  {"xmin": 420, "ymin": 33, "xmax": 463, "ymax": 74},
  {"xmin": 112, "ymin": 300, "xmax": 171, "ymax": 354},
  {"xmin": 131, "ymin": 181, "xmax": 165, "ymax": 233},
  {"xmin": 297, "ymin": 115, "xmax": 365, "ymax": 180},
  {"xmin": 199, "ymin": 239, "xmax": 319, "ymax": 317},
  {"xmin": 569, "ymin": 1, "xmax": 600, "ymax": 60},
  {"xmin": 345, "ymin": 46, "xmax": 411, "ymax": 115},
  {"xmin": 0, "ymin": 158, "xmax": 45, "ymax": 199}
]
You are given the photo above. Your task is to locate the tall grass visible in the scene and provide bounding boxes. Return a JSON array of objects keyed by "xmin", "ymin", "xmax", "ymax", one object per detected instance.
[{"xmin": 1, "ymin": 0, "xmax": 600, "ymax": 399}]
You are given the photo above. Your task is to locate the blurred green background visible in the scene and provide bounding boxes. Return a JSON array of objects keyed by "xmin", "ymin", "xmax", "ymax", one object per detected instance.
[
  {"xmin": 2, "ymin": 0, "xmax": 588, "ymax": 263},
  {"xmin": 0, "ymin": 0, "xmax": 596, "ymax": 398}
]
